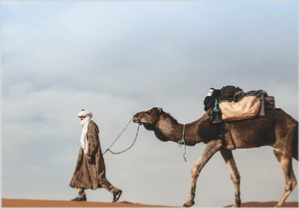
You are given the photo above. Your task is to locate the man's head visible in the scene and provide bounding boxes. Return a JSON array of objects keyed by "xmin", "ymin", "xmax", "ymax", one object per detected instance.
[
  {"xmin": 78, "ymin": 109, "xmax": 93, "ymax": 120},
  {"xmin": 79, "ymin": 116, "xmax": 86, "ymax": 120}
]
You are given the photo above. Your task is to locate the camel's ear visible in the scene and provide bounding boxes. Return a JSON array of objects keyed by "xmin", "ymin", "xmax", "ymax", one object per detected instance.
[{"xmin": 157, "ymin": 107, "xmax": 162, "ymax": 113}]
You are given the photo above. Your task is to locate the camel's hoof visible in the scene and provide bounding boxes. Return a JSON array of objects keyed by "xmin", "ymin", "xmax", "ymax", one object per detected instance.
[{"xmin": 183, "ymin": 200, "xmax": 195, "ymax": 207}]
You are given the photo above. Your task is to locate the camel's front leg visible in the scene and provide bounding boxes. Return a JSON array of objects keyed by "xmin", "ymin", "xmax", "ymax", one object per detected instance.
[{"xmin": 183, "ymin": 140, "xmax": 222, "ymax": 207}]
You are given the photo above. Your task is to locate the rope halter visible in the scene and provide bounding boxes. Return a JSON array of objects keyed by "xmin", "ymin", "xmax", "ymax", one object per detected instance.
[{"xmin": 178, "ymin": 124, "xmax": 187, "ymax": 162}]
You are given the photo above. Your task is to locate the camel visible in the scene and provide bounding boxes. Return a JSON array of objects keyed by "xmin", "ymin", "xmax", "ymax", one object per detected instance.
[{"xmin": 132, "ymin": 107, "xmax": 298, "ymax": 207}]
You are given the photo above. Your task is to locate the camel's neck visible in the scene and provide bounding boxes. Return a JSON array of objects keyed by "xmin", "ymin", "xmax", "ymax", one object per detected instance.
[{"xmin": 153, "ymin": 113, "xmax": 202, "ymax": 146}]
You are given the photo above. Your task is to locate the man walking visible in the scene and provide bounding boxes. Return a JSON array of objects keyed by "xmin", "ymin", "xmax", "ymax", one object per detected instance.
[{"xmin": 69, "ymin": 109, "xmax": 122, "ymax": 202}]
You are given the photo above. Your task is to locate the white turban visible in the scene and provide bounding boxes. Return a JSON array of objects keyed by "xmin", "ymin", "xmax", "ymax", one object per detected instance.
[
  {"xmin": 78, "ymin": 109, "xmax": 93, "ymax": 154},
  {"xmin": 78, "ymin": 109, "xmax": 93, "ymax": 118}
]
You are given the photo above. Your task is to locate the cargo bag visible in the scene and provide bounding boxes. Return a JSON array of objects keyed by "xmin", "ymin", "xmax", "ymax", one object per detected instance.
[{"xmin": 218, "ymin": 95, "xmax": 261, "ymax": 121}]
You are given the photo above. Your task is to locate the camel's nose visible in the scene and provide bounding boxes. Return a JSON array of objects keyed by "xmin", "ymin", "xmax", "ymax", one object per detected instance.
[{"xmin": 132, "ymin": 113, "xmax": 140, "ymax": 123}]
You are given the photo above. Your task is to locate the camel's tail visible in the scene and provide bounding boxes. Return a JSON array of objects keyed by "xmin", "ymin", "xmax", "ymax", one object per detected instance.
[{"xmin": 275, "ymin": 108, "xmax": 298, "ymax": 161}]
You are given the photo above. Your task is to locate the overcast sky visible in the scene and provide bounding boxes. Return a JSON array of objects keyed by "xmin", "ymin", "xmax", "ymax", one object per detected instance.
[{"xmin": 2, "ymin": 1, "xmax": 298, "ymax": 207}]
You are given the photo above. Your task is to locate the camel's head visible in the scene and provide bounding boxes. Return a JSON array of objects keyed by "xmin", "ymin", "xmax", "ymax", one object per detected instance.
[{"xmin": 133, "ymin": 107, "xmax": 163, "ymax": 130}]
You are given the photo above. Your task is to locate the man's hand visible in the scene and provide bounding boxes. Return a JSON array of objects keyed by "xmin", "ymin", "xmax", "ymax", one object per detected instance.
[{"xmin": 86, "ymin": 155, "xmax": 92, "ymax": 163}]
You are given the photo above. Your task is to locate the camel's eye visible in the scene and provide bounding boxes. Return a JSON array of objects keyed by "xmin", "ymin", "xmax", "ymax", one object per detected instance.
[{"xmin": 146, "ymin": 111, "xmax": 151, "ymax": 115}]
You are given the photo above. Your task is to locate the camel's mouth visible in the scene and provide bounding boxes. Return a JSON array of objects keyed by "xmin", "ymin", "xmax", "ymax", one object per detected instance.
[
  {"xmin": 133, "ymin": 117, "xmax": 153, "ymax": 128},
  {"xmin": 133, "ymin": 119, "xmax": 146, "ymax": 126},
  {"xmin": 132, "ymin": 117, "xmax": 142, "ymax": 125},
  {"xmin": 132, "ymin": 117, "xmax": 139, "ymax": 123}
]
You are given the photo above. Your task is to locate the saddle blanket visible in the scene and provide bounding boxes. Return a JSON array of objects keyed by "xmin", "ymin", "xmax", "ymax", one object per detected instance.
[{"xmin": 218, "ymin": 95, "xmax": 261, "ymax": 121}]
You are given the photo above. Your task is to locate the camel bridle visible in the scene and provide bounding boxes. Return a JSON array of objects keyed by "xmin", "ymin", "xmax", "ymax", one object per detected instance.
[{"xmin": 178, "ymin": 124, "xmax": 187, "ymax": 162}]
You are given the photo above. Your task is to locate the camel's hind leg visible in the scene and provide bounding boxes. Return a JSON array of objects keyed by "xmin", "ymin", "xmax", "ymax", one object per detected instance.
[
  {"xmin": 220, "ymin": 149, "xmax": 241, "ymax": 207},
  {"xmin": 273, "ymin": 149, "xmax": 297, "ymax": 207},
  {"xmin": 183, "ymin": 140, "xmax": 222, "ymax": 207}
]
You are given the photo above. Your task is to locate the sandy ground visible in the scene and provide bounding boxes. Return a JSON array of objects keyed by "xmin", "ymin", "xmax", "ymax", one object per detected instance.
[
  {"xmin": 224, "ymin": 201, "xmax": 298, "ymax": 208},
  {"xmin": 1, "ymin": 198, "xmax": 298, "ymax": 208},
  {"xmin": 1, "ymin": 199, "xmax": 169, "ymax": 207}
]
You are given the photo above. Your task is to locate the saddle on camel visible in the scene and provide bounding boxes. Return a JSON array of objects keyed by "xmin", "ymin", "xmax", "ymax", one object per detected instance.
[{"xmin": 204, "ymin": 85, "xmax": 275, "ymax": 149}]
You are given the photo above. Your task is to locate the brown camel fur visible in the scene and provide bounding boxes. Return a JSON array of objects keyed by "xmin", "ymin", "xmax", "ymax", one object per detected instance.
[{"xmin": 132, "ymin": 107, "xmax": 298, "ymax": 207}]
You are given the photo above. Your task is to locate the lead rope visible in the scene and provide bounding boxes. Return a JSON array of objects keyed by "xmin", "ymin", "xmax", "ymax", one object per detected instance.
[
  {"xmin": 178, "ymin": 124, "xmax": 187, "ymax": 162},
  {"xmin": 103, "ymin": 116, "xmax": 140, "ymax": 155}
]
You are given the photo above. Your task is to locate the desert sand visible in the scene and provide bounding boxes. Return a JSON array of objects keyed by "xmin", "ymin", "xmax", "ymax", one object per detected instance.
[{"xmin": 1, "ymin": 198, "xmax": 298, "ymax": 208}]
